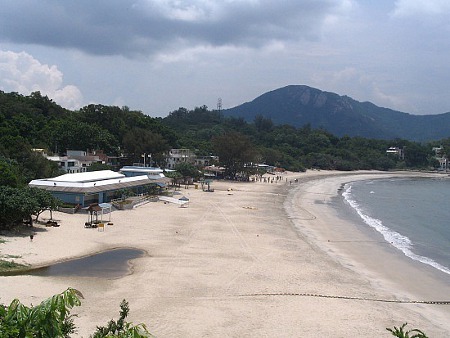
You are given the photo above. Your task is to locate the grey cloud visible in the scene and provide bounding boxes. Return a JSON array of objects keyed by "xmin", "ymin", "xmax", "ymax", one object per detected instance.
[{"xmin": 0, "ymin": 0, "xmax": 343, "ymax": 56}]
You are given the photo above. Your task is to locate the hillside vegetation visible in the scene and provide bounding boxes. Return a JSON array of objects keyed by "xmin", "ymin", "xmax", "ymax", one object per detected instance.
[
  {"xmin": 223, "ymin": 85, "xmax": 450, "ymax": 141},
  {"xmin": 0, "ymin": 90, "xmax": 449, "ymax": 188}
]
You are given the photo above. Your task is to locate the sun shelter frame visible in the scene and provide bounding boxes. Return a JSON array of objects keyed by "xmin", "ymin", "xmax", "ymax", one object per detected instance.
[
  {"xmin": 98, "ymin": 203, "xmax": 112, "ymax": 222},
  {"xmin": 86, "ymin": 203, "xmax": 102, "ymax": 225}
]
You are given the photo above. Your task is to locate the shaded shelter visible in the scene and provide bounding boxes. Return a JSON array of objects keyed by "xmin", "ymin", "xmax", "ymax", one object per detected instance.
[{"xmin": 86, "ymin": 203, "xmax": 102, "ymax": 225}]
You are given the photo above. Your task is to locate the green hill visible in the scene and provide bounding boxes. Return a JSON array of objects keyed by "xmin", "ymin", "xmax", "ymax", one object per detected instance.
[{"xmin": 223, "ymin": 85, "xmax": 450, "ymax": 141}]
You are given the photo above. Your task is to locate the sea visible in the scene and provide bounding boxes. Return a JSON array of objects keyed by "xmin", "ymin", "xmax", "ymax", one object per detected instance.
[{"xmin": 341, "ymin": 176, "xmax": 450, "ymax": 276}]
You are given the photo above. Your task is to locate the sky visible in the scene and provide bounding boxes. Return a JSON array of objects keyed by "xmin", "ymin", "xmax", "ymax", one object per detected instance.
[{"xmin": 1, "ymin": 0, "xmax": 450, "ymax": 117}]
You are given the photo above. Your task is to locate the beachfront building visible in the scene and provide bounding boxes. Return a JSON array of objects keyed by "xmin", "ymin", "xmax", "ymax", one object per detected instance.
[
  {"xmin": 165, "ymin": 149, "xmax": 220, "ymax": 171},
  {"xmin": 28, "ymin": 170, "xmax": 169, "ymax": 207},
  {"xmin": 35, "ymin": 149, "xmax": 105, "ymax": 173},
  {"xmin": 194, "ymin": 155, "xmax": 219, "ymax": 168},
  {"xmin": 203, "ymin": 165, "xmax": 225, "ymax": 178},
  {"xmin": 386, "ymin": 147, "xmax": 405, "ymax": 160},
  {"xmin": 165, "ymin": 149, "xmax": 196, "ymax": 169},
  {"xmin": 432, "ymin": 146, "xmax": 448, "ymax": 171},
  {"xmin": 437, "ymin": 157, "xmax": 449, "ymax": 171}
]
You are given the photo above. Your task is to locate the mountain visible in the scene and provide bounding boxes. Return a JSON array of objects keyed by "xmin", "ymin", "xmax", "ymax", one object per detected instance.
[{"xmin": 222, "ymin": 85, "xmax": 450, "ymax": 141}]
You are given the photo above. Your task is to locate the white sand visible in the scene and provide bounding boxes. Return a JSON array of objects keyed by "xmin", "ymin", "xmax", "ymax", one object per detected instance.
[{"xmin": 1, "ymin": 170, "xmax": 449, "ymax": 337}]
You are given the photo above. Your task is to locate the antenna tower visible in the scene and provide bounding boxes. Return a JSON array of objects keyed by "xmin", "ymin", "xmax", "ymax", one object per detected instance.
[{"xmin": 217, "ymin": 97, "xmax": 222, "ymax": 112}]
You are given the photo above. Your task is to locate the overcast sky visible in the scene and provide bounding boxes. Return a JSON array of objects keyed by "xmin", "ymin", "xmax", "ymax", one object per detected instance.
[{"xmin": 1, "ymin": 0, "xmax": 449, "ymax": 116}]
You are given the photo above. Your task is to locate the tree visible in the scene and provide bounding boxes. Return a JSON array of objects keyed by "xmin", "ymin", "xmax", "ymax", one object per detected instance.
[
  {"xmin": 0, "ymin": 157, "xmax": 21, "ymax": 187},
  {"xmin": 49, "ymin": 119, "xmax": 119, "ymax": 155},
  {"xmin": 254, "ymin": 114, "xmax": 274, "ymax": 133},
  {"xmin": 164, "ymin": 170, "xmax": 183, "ymax": 187},
  {"xmin": 212, "ymin": 131, "xmax": 256, "ymax": 178},
  {"xmin": 0, "ymin": 187, "xmax": 39, "ymax": 229},
  {"xmin": 0, "ymin": 187, "xmax": 60, "ymax": 229},
  {"xmin": 174, "ymin": 162, "xmax": 201, "ymax": 181},
  {"xmin": 28, "ymin": 187, "xmax": 61, "ymax": 222},
  {"xmin": 122, "ymin": 128, "xmax": 170, "ymax": 164},
  {"xmin": 403, "ymin": 143, "xmax": 430, "ymax": 168},
  {"xmin": 87, "ymin": 162, "xmax": 112, "ymax": 172},
  {"xmin": 20, "ymin": 151, "xmax": 62, "ymax": 183}
]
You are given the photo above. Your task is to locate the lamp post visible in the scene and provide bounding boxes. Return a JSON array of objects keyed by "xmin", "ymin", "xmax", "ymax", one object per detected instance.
[{"xmin": 141, "ymin": 153, "xmax": 152, "ymax": 167}]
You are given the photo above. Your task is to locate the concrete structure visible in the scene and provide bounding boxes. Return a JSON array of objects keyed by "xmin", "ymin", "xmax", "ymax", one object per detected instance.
[
  {"xmin": 194, "ymin": 155, "xmax": 219, "ymax": 168},
  {"xmin": 166, "ymin": 149, "xmax": 196, "ymax": 169},
  {"xmin": 437, "ymin": 157, "xmax": 448, "ymax": 171},
  {"xmin": 386, "ymin": 147, "xmax": 405, "ymax": 160},
  {"xmin": 432, "ymin": 146, "xmax": 448, "ymax": 171},
  {"xmin": 38, "ymin": 150, "xmax": 105, "ymax": 173},
  {"xmin": 120, "ymin": 166, "xmax": 164, "ymax": 179},
  {"xmin": 29, "ymin": 170, "xmax": 169, "ymax": 207},
  {"xmin": 203, "ymin": 165, "xmax": 225, "ymax": 178}
]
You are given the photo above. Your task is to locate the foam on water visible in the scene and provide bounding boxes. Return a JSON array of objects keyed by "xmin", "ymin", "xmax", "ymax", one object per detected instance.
[{"xmin": 343, "ymin": 184, "xmax": 450, "ymax": 276}]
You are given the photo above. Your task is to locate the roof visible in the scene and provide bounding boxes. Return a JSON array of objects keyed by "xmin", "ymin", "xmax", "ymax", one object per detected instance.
[
  {"xmin": 204, "ymin": 165, "xmax": 225, "ymax": 172},
  {"xmin": 69, "ymin": 155, "xmax": 102, "ymax": 162},
  {"xmin": 120, "ymin": 166, "xmax": 164, "ymax": 174},
  {"xmin": 86, "ymin": 204, "xmax": 102, "ymax": 212},
  {"xmin": 29, "ymin": 174, "xmax": 170, "ymax": 194},
  {"xmin": 47, "ymin": 170, "xmax": 124, "ymax": 183}
]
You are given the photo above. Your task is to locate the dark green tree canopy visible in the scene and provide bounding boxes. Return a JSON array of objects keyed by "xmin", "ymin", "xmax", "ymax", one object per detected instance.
[
  {"xmin": 0, "ymin": 187, "xmax": 61, "ymax": 229},
  {"xmin": 174, "ymin": 162, "xmax": 201, "ymax": 180},
  {"xmin": 122, "ymin": 127, "xmax": 170, "ymax": 164},
  {"xmin": 212, "ymin": 131, "xmax": 257, "ymax": 177},
  {"xmin": 0, "ymin": 90, "xmax": 444, "ymax": 184}
]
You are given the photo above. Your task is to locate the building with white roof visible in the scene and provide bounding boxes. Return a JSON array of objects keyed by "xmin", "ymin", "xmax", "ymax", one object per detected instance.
[
  {"xmin": 29, "ymin": 170, "xmax": 169, "ymax": 207},
  {"xmin": 119, "ymin": 166, "xmax": 164, "ymax": 179}
]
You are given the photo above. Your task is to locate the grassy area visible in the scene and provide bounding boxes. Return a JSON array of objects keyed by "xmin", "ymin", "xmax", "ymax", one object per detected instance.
[
  {"xmin": 0, "ymin": 259, "xmax": 28, "ymax": 272},
  {"xmin": 0, "ymin": 239, "xmax": 26, "ymax": 271}
]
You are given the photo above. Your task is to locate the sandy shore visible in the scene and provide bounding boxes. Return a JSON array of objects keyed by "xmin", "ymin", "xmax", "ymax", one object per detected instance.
[{"xmin": 1, "ymin": 170, "xmax": 449, "ymax": 337}]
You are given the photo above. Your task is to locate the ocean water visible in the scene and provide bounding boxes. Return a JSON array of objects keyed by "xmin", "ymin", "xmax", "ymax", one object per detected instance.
[{"xmin": 342, "ymin": 176, "xmax": 450, "ymax": 276}]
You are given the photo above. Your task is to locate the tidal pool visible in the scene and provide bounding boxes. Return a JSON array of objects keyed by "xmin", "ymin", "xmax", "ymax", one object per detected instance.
[{"xmin": 3, "ymin": 248, "xmax": 145, "ymax": 279}]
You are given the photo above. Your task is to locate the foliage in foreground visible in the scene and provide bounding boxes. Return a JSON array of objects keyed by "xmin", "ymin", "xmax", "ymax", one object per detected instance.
[
  {"xmin": 387, "ymin": 323, "xmax": 428, "ymax": 338},
  {"xmin": 0, "ymin": 288, "xmax": 153, "ymax": 338},
  {"xmin": 0, "ymin": 288, "xmax": 433, "ymax": 337},
  {"xmin": 91, "ymin": 299, "xmax": 152, "ymax": 338},
  {"xmin": 0, "ymin": 288, "xmax": 81, "ymax": 337}
]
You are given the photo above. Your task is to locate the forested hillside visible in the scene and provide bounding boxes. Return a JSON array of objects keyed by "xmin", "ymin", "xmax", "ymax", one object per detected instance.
[
  {"xmin": 223, "ymin": 85, "xmax": 450, "ymax": 141},
  {"xmin": 1, "ymin": 90, "xmax": 449, "ymax": 189},
  {"xmin": 164, "ymin": 106, "xmax": 448, "ymax": 173}
]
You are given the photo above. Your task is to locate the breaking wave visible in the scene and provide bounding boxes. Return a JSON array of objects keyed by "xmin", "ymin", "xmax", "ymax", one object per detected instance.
[{"xmin": 343, "ymin": 184, "xmax": 450, "ymax": 276}]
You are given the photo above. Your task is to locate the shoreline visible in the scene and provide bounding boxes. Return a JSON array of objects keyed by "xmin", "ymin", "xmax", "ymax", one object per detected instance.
[
  {"xmin": 285, "ymin": 172, "xmax": 450, "ymax": 333},
  {"xmin": 1, "ymin": 170, "xmax": 449, "ymax": 337},
  {"xmin": 340, "ymin": 176, "xmax": 450, "ymax": 278}
]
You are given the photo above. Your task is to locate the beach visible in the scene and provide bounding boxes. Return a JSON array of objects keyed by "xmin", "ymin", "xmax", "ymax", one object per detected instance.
[{"xmin": 1, "ymin": 170, "xmax": 449, "ymax": 337}]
